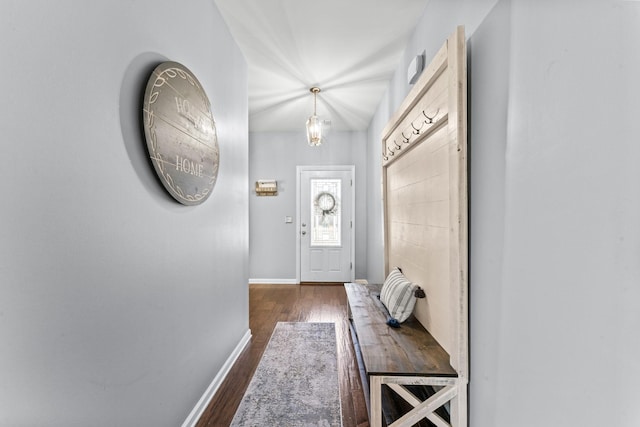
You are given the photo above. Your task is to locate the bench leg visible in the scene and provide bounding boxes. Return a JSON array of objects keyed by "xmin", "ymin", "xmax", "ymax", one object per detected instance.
[
  {"xmin": 369, "ymin": 375, "xmax": 383, "ymax": 427},
  {"xmin": 450, "ymin": 379, "xmax": 467, "ymax": 427}
]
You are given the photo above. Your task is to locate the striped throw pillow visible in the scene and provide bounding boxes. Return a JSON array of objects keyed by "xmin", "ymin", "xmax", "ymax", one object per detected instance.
[{"xmin": 380, "ymin": 268, "xmax": 418, "ymax": 323}]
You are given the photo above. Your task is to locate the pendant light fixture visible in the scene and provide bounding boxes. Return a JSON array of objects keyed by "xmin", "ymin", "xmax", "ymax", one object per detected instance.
[{"xmin": 306, "ymin": 87, "xmax": 323, "ymax": 146}]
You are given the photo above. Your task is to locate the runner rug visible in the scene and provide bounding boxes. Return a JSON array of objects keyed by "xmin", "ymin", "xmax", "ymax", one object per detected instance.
[{"xmin": 230, "ymin": 322, "xmax": 342, "ymax": 426}]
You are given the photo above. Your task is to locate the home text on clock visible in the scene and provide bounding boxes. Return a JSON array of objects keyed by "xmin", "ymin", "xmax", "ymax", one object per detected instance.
[{"xmin": 176, "ymin": 155, "xmax": 203, "ymax": 178}]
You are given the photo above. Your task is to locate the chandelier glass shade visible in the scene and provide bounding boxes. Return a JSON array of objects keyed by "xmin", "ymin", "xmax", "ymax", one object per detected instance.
[{"xmin": 306, "ymin": 87, "xmax": 323, "ymax": 146}]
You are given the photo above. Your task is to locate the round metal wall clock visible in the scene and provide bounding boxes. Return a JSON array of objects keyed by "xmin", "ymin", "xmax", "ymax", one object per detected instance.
[{"xmin": 142, "ymin": 61, "xmax": 219, "ymax": 205}]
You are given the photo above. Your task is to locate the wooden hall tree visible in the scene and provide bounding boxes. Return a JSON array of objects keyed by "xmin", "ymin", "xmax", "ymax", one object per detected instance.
[{"xmin": 380, "ymin": 26, "xmax": 468, "ymax": 427}]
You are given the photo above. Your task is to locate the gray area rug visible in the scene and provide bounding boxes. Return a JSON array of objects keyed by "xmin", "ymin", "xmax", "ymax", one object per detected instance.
[{"xmin": 230, "ymin": 322, "xmax": 342, "ymax": 427}]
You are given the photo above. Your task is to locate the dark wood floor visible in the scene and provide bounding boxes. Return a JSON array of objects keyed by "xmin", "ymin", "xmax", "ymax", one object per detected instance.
[{"xmin": 195, "ymin": 284, "xmax": 370, "ymax": 427}]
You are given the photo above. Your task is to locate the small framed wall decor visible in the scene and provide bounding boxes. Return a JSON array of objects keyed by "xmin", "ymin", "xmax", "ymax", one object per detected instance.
[
  {"xmin": 142, "ymin": 61, "xmax": 220, "ymax": 205},
  {"xmin": 255, "ymin": 180, "xmax": 277, "ymax": 196}
]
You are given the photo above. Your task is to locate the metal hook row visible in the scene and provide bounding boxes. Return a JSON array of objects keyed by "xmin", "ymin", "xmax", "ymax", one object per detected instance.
[{"xmin": 383, "ymin": 108, "xmax": 440, "ymax": 161}]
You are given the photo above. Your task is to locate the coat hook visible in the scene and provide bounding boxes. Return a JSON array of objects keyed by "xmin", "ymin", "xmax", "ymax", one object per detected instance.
[
  {"xmin": 401, "ymin": 132, "xmax": 411, "ymax": 143},
  {"xmin": 393, "ymin": 140, "xmax": 401, "ymax": 150},
  {"xmin": 411, "ymin": 121, "xmax": 424, "ymax": 135},
  {"xmin": 423, "ymin": 108, "xmax": 440, "ymax": 124}
]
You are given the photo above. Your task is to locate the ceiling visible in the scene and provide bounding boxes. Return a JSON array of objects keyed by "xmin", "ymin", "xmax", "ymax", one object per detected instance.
[{"xmin": 214, "ymin": 0, "xmax": 429, "ymax": 133}]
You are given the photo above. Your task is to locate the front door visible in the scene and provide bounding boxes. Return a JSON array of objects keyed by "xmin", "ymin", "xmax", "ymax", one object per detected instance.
[{"xmin": 298, "ymin": 166, "xmax": 354, "ymax": 283}]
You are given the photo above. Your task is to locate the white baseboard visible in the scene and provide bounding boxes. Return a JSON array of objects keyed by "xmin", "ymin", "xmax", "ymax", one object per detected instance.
[
  {"xmin": 181, "ymin": 329, "xmax": 252, "ymax": 427},
  {"xmin": 248, "ymin": 278, "xmax": 298, "ymax": 285}
]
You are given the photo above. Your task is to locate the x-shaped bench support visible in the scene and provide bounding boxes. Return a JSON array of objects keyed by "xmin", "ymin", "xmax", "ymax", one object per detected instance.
[{"xmin": 369, "ymin": 376, "xmax": 464, "ymax": 427}]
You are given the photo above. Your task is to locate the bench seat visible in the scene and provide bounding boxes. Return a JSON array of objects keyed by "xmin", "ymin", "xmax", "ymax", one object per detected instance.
[
  {"xmin": 345, "ymin": 282, "xmax": 456, "ymax": 377},
  {"xmin": 345, "ymin": 282, "xmax": 460, "ymax": 427}
]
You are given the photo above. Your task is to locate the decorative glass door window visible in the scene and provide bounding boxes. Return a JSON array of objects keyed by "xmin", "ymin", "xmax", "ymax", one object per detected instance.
[{"xmin": 311, "ymin": 179, "xmax": 341, "ymax": 246}]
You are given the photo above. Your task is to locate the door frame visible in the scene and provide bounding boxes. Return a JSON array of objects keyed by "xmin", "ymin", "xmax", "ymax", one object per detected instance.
[{"xmin": 296, "ymin": 165, "xmax": 356, "ymax": 284}]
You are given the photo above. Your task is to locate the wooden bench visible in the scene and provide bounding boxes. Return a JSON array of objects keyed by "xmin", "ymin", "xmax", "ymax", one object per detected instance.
[{"xmin": 344, "ymin": 282, "xmax": 460, "ymax": 427}]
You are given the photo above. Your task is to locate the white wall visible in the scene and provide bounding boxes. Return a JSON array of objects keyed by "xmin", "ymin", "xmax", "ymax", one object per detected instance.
[
  {"xmin": 367, "ymin": 0, "xmax": 640, "ymax": 426},
  {"xmin": 0, "ymin": 1, "xmax": 248, "ymax": 426},
  {"xmin": 495, "ymin": 1, "xmax": 640, "ymax": 425},
  {"xmin": 249, "ymin": 131, "xmax": 367, "ymax": 282}
]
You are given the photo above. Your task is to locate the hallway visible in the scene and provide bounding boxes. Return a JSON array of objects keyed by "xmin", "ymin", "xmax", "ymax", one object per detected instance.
[{"xmin": 196, "ymin": 284, "xmax": 369, "ymax": 427}]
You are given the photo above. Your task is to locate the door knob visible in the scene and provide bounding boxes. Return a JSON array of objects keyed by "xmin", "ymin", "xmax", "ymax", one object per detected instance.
[{"xmin": 301, "ymin": 231, "xmax": 307, "ymax": 235}]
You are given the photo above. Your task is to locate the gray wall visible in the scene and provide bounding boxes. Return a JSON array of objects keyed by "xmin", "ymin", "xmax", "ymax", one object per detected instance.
[
  {"xmin": 492, "ymin": 1, "xmax": 640, "ymax": 425},
  {"xmin": 249, "ymin": 131, "xmax": 367, "ymax": 281},
  {"xmin": 368, "ymin": 0, "xmax": 640, "ymax": 425},
  {"xmin": 0, "ymin": 1, "xmax": 249, "ymax": 426}
]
